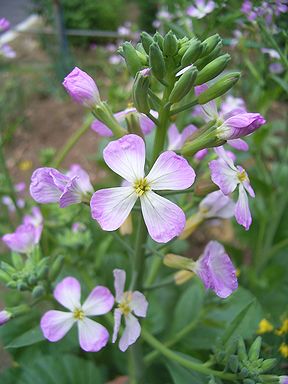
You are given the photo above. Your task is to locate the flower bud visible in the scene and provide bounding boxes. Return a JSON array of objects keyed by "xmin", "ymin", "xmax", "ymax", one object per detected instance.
[
  {"xmin": 93, "ymin": 102, "xmax": 126, "ymax": 138},
  {"xmin": 153, "ymin": 31, "xmax": 164, "ymax": 50},
  {"xmin": 32, "ymin": 285, "xmax": 45, "ymax": 299},
  {"xmin": 238, "ymin": 338, "xmax": 248, "ymax": 362},
  {"xmin": 197, "ymin": 72, "xmax": 241, "ymax": 105},
  {"xmin": 194, "ymin": 42, "xmax": 222, "ymax": 70},
  {"xmin": 63, "ymin": 67, "xmax": 100, "ymax": 108},
  {"xmin": 49, "ymin": 255, "xmax": 64, "ymax": 281},
  {"xmin": 163, "ymin": 31, "xmax": 178, "ymax": 56},
  {"xmin": 122, "ymin": 42, "xmax": 143, "ymax": 76},
  {"xmin": 216, "ymin": 113, "xmax": 266, "ymax": 140},
  {"xmin": 0, "ymin": 269, "xmax": 11, "ymax": 283},
  {"xmin": 132, "ymin": 71, "xmax": 150, "ymax": 114},
  {"xmin": 201, "ymin": 34, "xmax": 222, "ymax": 56},
  {"xmin": 0, "ymin": 310, "xmax": 11, "ymax": 325},
  {"xmin": 163, "ymin": 254, "xmax": 194, "ymax": 270},
  {"xmin": 180, "ymin": 213, "xmax": 203, "ymax": 239},
  {"xmin": 248, "ymin": 336, "xmax": 262, "ymax": 361},
  {"xmin": 1, "ymin": 261, "xmax": 15, "ymax": 274},
  {"xmin": 259, "ymin": 358, "xmax": 277, "ymax": 373},
  {"xmin": 195, "ymin": 54, "xmax": 231, "ymax": 85},
  {"xmin": 181, "ymin": 38, "xmax": 203, "ymax": 66},
  {"xmin": 141, "ymin": 31, "xmax": 155, "ymax": 54},
  {"xmin": 169, "ymin": 65, "xmax": 198, "ymax": 104},
  {"xmin": 228, "ymin": 355, "xmax": 239, "ymax": 373},
  {"xmin": 174, "ymin": 270, "xmax": 194, "ymax": 285},
  {"xmin": 149, "ymin": 43, "xmax": 165, "ymax": 82}
]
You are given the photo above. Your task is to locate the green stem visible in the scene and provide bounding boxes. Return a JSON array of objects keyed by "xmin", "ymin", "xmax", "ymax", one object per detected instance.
[
  {"xmin": 52, "ymin": 114, "xmax": 93, "ymax": 168},
  {"xmin": 170, "ymin": 99, "xmax": 198, "ymax": 116}
]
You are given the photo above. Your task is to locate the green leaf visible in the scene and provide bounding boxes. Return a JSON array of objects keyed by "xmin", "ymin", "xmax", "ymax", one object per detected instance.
[
  {"xmin": 164, "ymin": 355, "xmax": 207, "ymax": 384},
  {"xmin": 5, "ymin": 326, "xmax": 44, "ymax": 349}
]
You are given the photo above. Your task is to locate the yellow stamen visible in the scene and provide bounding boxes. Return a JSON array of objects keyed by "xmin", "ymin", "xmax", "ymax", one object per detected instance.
[
  {"xmin": 257, "ymin": 318, "xmax": 274, "ymax": 334},
  {"xmin": 238, "ymin": 170, "xmax": 247, "ymax": 183},
  {"xmin": 118, "ymin": 291, "xmax": 132, "ymax": 316},
  {"xmin": 73, "ymin": 308, "xmax": 85, "ymax": 320},
  {"xmin": 134, "ymin": 178, "xmax": 151, "ymax": 197}
]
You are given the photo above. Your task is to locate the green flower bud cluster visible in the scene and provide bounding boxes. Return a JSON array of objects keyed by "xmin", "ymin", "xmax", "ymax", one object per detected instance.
[{"xmin": 0, "ymin": 250, "xmax": 64, "ymax": 299}]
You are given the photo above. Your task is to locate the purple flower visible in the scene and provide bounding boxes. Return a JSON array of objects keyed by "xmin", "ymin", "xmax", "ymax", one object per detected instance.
[
  {"xmin": 0, "ymin": 310, "xmax": 11, "ymax": 326},
  {"xmin": 91, "ymin": 108, "xmax": 157, "ymax": 137},
  {"xmin": 199, "ymin": 190, "xmax": 235, "ymax": 219},
  {"xmin": 62, "ymin": 67, "xmax": 100, "ymax": 108},
  {"xmin": 23, "ymin": 207, "xmax": 43, "ymax": 243},
  {"xmin": 72, "ymin": 222, "xmax": 86, "ymax": 233},
  {"xmin": 112, "ymin": 269, "xmax": 148, "ymax": 352},
  {"xmin": 0, "ymin": 44, "xmax": 16, "ymax": 58},
  {"xmin": 2, "ymin": 224, "xmax": 39, "ymax": 254},
  {"xmin": 269, "ymin": 62, "xmax": 284, "ymax": 74},
  {"xmin": 194, "ymin": 241, "xmax": 238, "ymax": 298},
  {"xmin": 0, "ymin": 18, "xmax": 10, "ymax": 32},
  {"xmin": 187, "ymin": 0, "xmax": 216, "ymax": 19},
  {"xmin": 40, "ymin": 277, "xmax": 114, "ymax": 352},
  {"xmin": 30, "ymin": 165, "xmax": 93, "ymax": 208},
  {"xmin": 90, "ymin": 134, "xmax": 196, "ymax": 243},
  {"xmin": 220, "ymin": 95, "xmax": 246, "ymax": 117},
  {"xmin": 167, "ymin": 124, "xmax": 197, "ymax": 150},
  {"xmin": 209, "ymin": 147, "xmax": 255, "ymax": 230},
  {"xmin": 279, "ymin": 377, "xmax": 288, "ymax": 384}
]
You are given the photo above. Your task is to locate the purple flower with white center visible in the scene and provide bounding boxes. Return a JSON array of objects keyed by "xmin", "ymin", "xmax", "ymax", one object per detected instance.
[
  {"xmin": 199, "ymin": 190, "xmax": 235, "ymax": 219},
  {"xmin": 0, "ymin": 18, "xmax": 10, "ymax": 32},
  {"xmin": 186, "ymin": 0, "xmax": 216, "ymax": 19},
  {"xmin": 167, "ymin": 124, "xmax": 197, "ymax": 151},
  {"xmin": 63, "ymin": 67, "xmax": 100, "ymax": 108},
  {"xmin": 0, "ymin": 44, "xmax": 16, "ymax": 58},
  {"xmin": 0, "ymin": 310, "xmax": 11, "ymax": 326},
  {"xmin": 112, "ymin": 269, "xmax": 148, "ymax": 352},
  {"xmin": 23, "ymin": 207, "xmax": 43, "ymax": 243},
  {"xmin": 91, "ymin": 108, "xmax": 157, "ymax": 137},
  {"xmin": 40, "ymin": 277, "xmax": 114, "ymax": 352},
  {"xmin": 209, "ymin": 147, "xmax": 255, "ymax": 230},
  {"xmin": 279, "ymin": 377, "xmax": 288, "ymax": 384},
  {"xmin": 2, "ymin": 223, "xmax": 39, "ymax": 254},
  {"xmin": 90, "ymin": 134, "xmax": 196, "ymax": 243},
  {"xmin": 30, "ymin": 164, "xmax": 93, "ymax": 208},
  {"xmin": 220, "ymin": 95, "xmax": 246, "ymax": 117},
  {"xmin": 194, "ymin": 241, "xmax": 238, "ymax": 298}
]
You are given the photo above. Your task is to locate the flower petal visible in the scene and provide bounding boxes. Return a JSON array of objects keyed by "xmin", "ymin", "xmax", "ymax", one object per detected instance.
[
  {"xmin": 103, "ymin": 134, "xmax": 145, "ymax": 182},
  {"xmin": 235, "ymin": 184, "xmax": 252, "ymax": 230},
  {"xmin": 131, "ymin": 291, "xmax": 148, "ymax": 318},
  {"xmin": 90, "ymin": 187, "xmax": 137, "ymax": 231},
  {"xmin": 199, "ymin": 190, "xmax": 235, "ymax": 219},
  {"xmin": 113, "ymin": 269, "xmax": 126, "ymax": 302},
  {"xmin": 2, "ymin": 224, "xmax": 37, "ymax": 254},
  {"xmin": 139, "ymin": 114, "xmax": 155, "ymax": 135},
  {"xmin": 119, "ymin": 313, "xmax": 141, "ymax": 352},
  {"xmin": 59, "ymin": 177, "xmax": 83, "ymax": 208},
  {"xmin": 209, "ymin": 159, "xmax": 238, "ymax": 195},
  {"xmin": 40, "ymin": 310, "xmax": 75, "ymax": 342},
  {"xmin": 30, "ymin": 168, "xmax": 67, "ymax": 204},
  {"xmin": 91, "ymin": 119, "xmax": 113, "ymax": 137},
  {"xmin": 54, "ymin": 277, "xmax": 81, "ymax": 311},
  {"xmin": 112, "ymin": 308, "xmax": 122, "ymax": 343},
  {"xmin": 140, "ymin": 191, "xmax": 186, "ymax": 243},
  {"xmin": 78, "ymin": 317, "xmax": 109, "ymax": 352},
  {"xmin": 227, "ymin": 138, "xmax": 249, "ymax": 151},
  {"xmin": 66, "ymin": 164, "xmax": 94, "ymax": 194},
  {"xmin": 146, "ymin": 151, "xmax": 195, "ymax": 190},
  {"xmin": 82, "ymin": 286, "xmax": 114, "ymax": 316}
]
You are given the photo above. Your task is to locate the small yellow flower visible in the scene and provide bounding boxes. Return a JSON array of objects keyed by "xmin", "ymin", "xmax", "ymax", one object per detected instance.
[
  {"xmin": 275, "ymin": 319, "xmax": 288, "ymax": 336},
  {"xmin": 19, "ymin": 160, "xmax": 32, "ymax": 171},
  {"xmin": 279, "ymin": 342, "xmax": 288, "ymax": 358},
  {"xmin": 257, "ymin": 318, "xmax": 274, "ymax": 334}
]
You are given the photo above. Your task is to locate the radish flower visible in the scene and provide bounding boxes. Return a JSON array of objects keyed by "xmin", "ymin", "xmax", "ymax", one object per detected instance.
[
  {"xmin": 90, "ymin": 134, "xmax": 196, "ymax": 243},
  {"xmin": 0, "ymin": 310, "xmax": 11, "ymax": 326},
  {"xmin": 186, "ymin": 0, "xmax": 216, "ymax": 19}
]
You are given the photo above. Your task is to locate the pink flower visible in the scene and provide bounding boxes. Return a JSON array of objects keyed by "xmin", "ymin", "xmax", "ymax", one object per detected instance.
[
  {"xmin": 199, "ymin": 190, "xmax": 235, "ymax": 219},
  {"xmin": 2, "ymin": 223, "xmax": 39, "ymax": 254},
  {"xmin": 23, "ymin": 207, "xmax": 43, "ymax": 243},
  {"xmin": 91, "ymin": 108, "xmax": 157, "ymax": 137},
  {"xmin": 62, "ymin": 67, "xmax": 100, "ymax": 108},
  {"xmin": 0, "ymin": 18, "xmax": 10, "ymax": 32},
  {"xmin": 167, "ymin": 124, "xmax": 197, "ymax": 151},
  {"xmin": 220, "ymin": 95, "xmax": 246, "ymax": 117},
  {"xmin": 194, "ymin": 241, "xmax": 238, "ymax": 298},
  {"xmin": 187, "ymin": 0, "xmax": 216, "ymax": 19},
  {"xmin": 112, "ymin": 269, "xmax": 148, "ymax": 352},
  {"xmin": 90, "ymin": 134, "xmax": 196, "ymax": 243},
  {"xmin": 30, "ymin": 165, "xmax": 93, "ymax": 208},
  {"xmin": 41, "ymin": 277, "xmax": 114, "ymax": 352},
  {"xmin": 209, "ymin": 147, "xmax": 255, "ymax": 230},
  {"xmin": 0, "ymin": 310, "xmax": 11, "ymax": 325}
]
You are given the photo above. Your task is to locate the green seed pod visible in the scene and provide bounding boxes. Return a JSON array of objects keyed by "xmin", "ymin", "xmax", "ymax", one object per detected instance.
[
  {"xmin": 194, "ymin": 42, "xmax": 222, "ymax": 70},
  {"xmin": 153, "ymin": 31, "xmax": 164, "ymax": 50},
  {"xmin": 259, "ymin": 358, "xmax": 277, "ymax": 373},
  {"xmin": 181, "ymin": 39, "xmax": 203, "ymax": 66},
  {"xmin": 32, "ymin": 285, "xmax": 45, "ymax": 299},
  {"xmin": 238, "ymin": 337, "xmax": 248, "ymax": 362},
  {"xmin": 248, "ymin": 337, "xmax": 262, "ymax": 362},
  {"xmin": 49, "ymin": 255, "xmax": 64, "ymax": 281},
  {"xmin": 141, "ymin": 31, "xmax": 155, "ymax": 54},
  {"xmin": 122, "ymin": 42, "xmax": 142, "ymax": 76},
  {"xmin": 163, "ymin": 31, "xmax": 178, "ymax": 56},
  {"xmin": 169, "ymin": 66, "xmax": 198, "ymax": 104},
  {"xmin": 132, "ymin": 71, "xmax": 150, "ymax": 114},
  {"xmin": 228, "ymin": 355, "xmax": 239, "ymax": 373},
  {"xmin": 11, "ymin": 252, "xmax": 24, "ymax": 270},
  {"xmin": 149, "ymin": 43, "xmax": 165, "ymax": 82},
  {"xmin": 195, "ymin": 54, "xmax": 231, "ymax": 85},
  {"xmin": 201, "ymin": 34, "xmax": 222, "ymax": 56},
  {"xmin": 0, "ymin": 269, "xmax": 11, "ymax": 283},
  {"xmin": 198, "ymin": 72, "xmax": 241, "ymax": 105}
]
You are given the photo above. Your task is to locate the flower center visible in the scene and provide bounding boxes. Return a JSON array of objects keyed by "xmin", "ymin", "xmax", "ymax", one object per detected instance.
[
  {"xmin": 134, "ymin": 178, "xmax": 151, "ymax": 197},
  {"xmin": 238, "ymin": 170, "xmax": 247, "ymax": 183},
  {"xmin": 73, "ymin": 308, "xmax": 85, "ymax": 320},
  {"xmin": 118, "ymin": 291, "xmax": 132, "ymax": 316}
]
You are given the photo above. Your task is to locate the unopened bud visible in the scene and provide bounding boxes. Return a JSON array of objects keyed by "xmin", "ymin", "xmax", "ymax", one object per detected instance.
[
  {"xmin": 17, "ymin": 281, "xmax": 28, "ymax": 291},
  {"xmin": 195, "ymin": 54, "xmax": 231, "ymax": 85},
  {"xmin": 141, "ymin": 32, "xmax": 155, "ymax": 54},
  {"xmin": 32, "ymin": 285, "xmax": 45, "ymax": 299},
  {"xmin": 28, "ymin": 274, "xmax": 38, "ymax": 285},
  {"xmin": 153, "ymin": 31, "xmax": 164, "ymax": 50},
  {"xmin": 0, "ymin": 310, "xmax": 11, "ymax": 325},
  {"xmin": 174, "ymin": 270, "xmax": 194, "ymax": 285},
  {"xmin": 248, "ymin": 336, "xmax": 262, "ymax": 361},
  {"xmin": 1, "ymin": 261, "xmax": 15, "ymax": 274},
  {"xmin": 93, "ymin": 102, "xmax": 126, "ymax": 138},
  {"xmin": 238, "ymin": 338, "xmax": 248, "ymax": 362},
  {"xmin": 163, "ymin": 31, "xmax": 178, "ymax": 56},
  {"xmin": 164, "ymin": 254, "xmax": 194, "ymax": 270},
  {"xmin": 201, "ymin": 34, "xmax": 222, "ymax": 56},
  {"xmin": 197, "ymin": 72, "xmax": 241, "ymax": 105},
  {"xmin": 49, "ymin": 255, "xmax": 64, "ymax": 281},
  {"xmin": 239, "ymin": 367, "xmax": 249, "ymax": 378},
  {"xmin": 149, "ymin": 43, "xmax": 165, "ymax": 82},
  {"xmin": 0, "ymin": 270, "xmax": 11, "ymax": 284},
  {"xmin": 132, "ymin": 71, "xmax": 150, "ymax": 114},
  {"xmin": 180, "ymin": 213, "xmax": 203, "ymax": 239},
  {"xmin": 181, "ymin": 39, "xmax": 202, "ymax": 66},
  {"xmin": 169, "ymin": 65, "xmax": 198, "ymax": 104},
  {"xmin": 228, "ymin": 355, "xmax": 239, "ymax": 373},
  {"xmin": 194, "ymin": 42, "xmax": 222, "ymax": 70},
  {"xmin": 122, "ymin": 42, "xmax": 143, "ymax": 76},
  {"xmin": 259, "ymin": 358, "xmax": 277, "ymax": 373}
]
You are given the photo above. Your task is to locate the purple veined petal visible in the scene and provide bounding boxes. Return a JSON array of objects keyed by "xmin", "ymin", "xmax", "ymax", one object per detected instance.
[
  {"xmin": 90, "ymin": 187, "xmax": 137, "ymax": 231},
  {"xmin": 195, "ymin": 85, "xmax": 218, "ymax": 119},
  {"xmin": 82, "ymin": 286, "xmax": 114, "ymax": 316},
  {"xmin": 119, "ymin": 313, "xmax": 141, "ymax": 352},
  {"xmin": 235, "ymin": 184, "xmax": 252, "ymax": 230},
  {"xmin": 209, "ymin": 159, "xmax": 238, "ymax": 195},
  {"xmin": 194, "ymin": 148, "xmax": 209, "ymax": 160},
  {"xmin": 227, "ymin": 138, "xmax": 249, "ymax": 151},
  {"xmin": 77, "ymin": 317, "xmax": 109, "ymax": 352},
  {"xmin": 30, "ymin": 168, "xmax": 66, "ymax": 204},
  {"xmin": 130, "ymin": 291, "xmax": 148, "ymax": 318},
  {"xmin": 23, "ymin": 207, "xmax": 43, "ymax": 243},
  {"xmin": 59, "ymin": 177, "xmax": 84, "ymax": 208},
  {"xmin": 140, "ymin": 191, "xmax": 186, "ymax": 243},
  {"xmin": 205, "ymin": 0, "xmax": 216, "ymax": 13},
  {"xmin": 114, "ymin": 107, "xmax": 136, "ymax": 123},
  {"xmin": 146, "ymin": 151, "xmax": 196, "ymax": 190},
  {"xmin": 112, "ymin": 308, "xmax": 122, "ymax": 343},
  {"xmin": 243, "ymin": 179, "xmax": 255, "ymax": 198},
  {"xmin": 103, "ymin": 134, "xmax": 145, "ymax": 182},
  {"xmin": 40, "ymin": 310, "xmax": 75, "ymax": 342},
  {"xmin": 167, "ymin": 124, "xmax": 197, "ymax": 151},
  {"xmin": 199, "ymin": 190, "xmax": 235, "ymax": 219},
  {"xmin": 91, "ymin": 119, "xmax": 113, "ymax": 137},
  {"xmin": 217, "ymin": 113, "xmax": 266, "ymax": 140},
  {"xmin": 214, "ymin": 146, "xmax": 237, "ymax": 170},
  {"xmin": 113, "ymin": 269, "xmax": 126, "ymax": 302},
  {"xmin": 139, "ymin": 114, "xmax": 155, "ymax": 135},
  {"xmin": 2, "ymin": 224, "xmax": 37, "ymax": 254},
  {"xmin": 54, "ymin": 277, "xmax": 81, "ymax": 311},
  {"xmin": 66, "ymin": 164, "xmax": 94, "ymax": 194}
]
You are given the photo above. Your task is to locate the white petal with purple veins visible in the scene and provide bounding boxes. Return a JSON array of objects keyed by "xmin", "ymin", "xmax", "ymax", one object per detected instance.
[
  {"xmin": 119, "ymin": 313, "xmax": 141, "ymax": 352},
  {"xmin": 113, "ymin": 269, "xmax": 126, "ymax": 302},
  {"xmin": 78, "ymin": 317, "xmax": 109, "ymax": 352},
  {"xmin": 82, "ymin": 286, "xmax": 114, "ymax": 316},
  {"xmin": 40, "ymin": 310, "xmax": 75, "ymax": 342},
  {"xmin": 54, "ymin": 277, "xmax": 81, "ymax": 311},
  {"xmin": 130, "ymin": 291, "xmax": 148, "ymax": 317}
]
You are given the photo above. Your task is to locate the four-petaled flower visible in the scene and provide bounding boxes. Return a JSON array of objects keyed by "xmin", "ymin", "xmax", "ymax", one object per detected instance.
[
  {"xmin": 90, "ymin": 134, "xmax": 196, "ymax": 243},
  {"xmin": 186, "ymin": 0, "xmax": 216, "ymax": 19},
  {"xmin": 41, "ymin": 277, "xmax": 114, "ymax": 352},
  {"xmin": 112, "ymin": 269, "xmax": 148, "ymax": 352}
]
